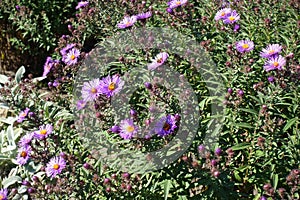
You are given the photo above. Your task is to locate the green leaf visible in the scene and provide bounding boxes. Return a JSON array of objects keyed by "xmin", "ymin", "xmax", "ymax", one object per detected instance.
[
  {"xmin": 2, "ymin": 176, "xmax": 22, "ymax": 188},
  {"xmin": 15, "ymin": 66, "xmax": 26, "ymax": 83},
  {"xmin": 163, "ymin": 180, "xmax": 172, "ymax": 200},
  {"xmin": 272, "ymin": 174, "xmax": 279, "ymax": 190},
  {"xmin": 283, "ymin": 118, "xmax": 297, "ymax": 132},
  {"xmin": 235, "ymin": 123, "xmax": 253, "ymax": 129}
]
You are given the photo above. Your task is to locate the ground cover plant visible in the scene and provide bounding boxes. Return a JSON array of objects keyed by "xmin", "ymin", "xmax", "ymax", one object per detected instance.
[{"xmin": 0, "ymin": 0, "xmax": 299, "ymax": 199}]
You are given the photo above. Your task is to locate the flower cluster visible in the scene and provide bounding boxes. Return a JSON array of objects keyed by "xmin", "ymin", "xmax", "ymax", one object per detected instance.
[
  {"xmin": 117, "ymin": 11, "xmax": 152, "ymax": 29},
  {"xmin": 260, "ymin": 44, "xmax": 286, "ymax": 72},
  {"xmin": 215, "ymin": 8, "xmax": 240, "ymax": 24}
]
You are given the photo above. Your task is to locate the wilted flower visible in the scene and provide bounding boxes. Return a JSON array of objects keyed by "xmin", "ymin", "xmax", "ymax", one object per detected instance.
[
  {"xmin": 154, "ymin": 114, "xmax": 177, "ymax": 137},
  {"xmin": 0, "ymin": 188, "xmax": 8, "ymax": 200},
  {"xmin": 76, "ymin": 1, "xmax": 89, "ymax": 9},
  {"xmin": 99, "ymin": 75, "xmax": 124, "ymax": 98},
  {"xmin": 18, "ymin": 132, "xmax": 34, "ymax": 147},
  {"xmin": 148, "ymin": 52, "xmax": 169, "ymax": 70},
  {"xmin": 236, "ymin": 40, "xmax": 254, "ymax": 53},
  {"xmin": 81, "ymin": 78, "xmax": 102, "ymax": 102},
  {"xmin": 16, "ymin": 146, "xmax": 31, "ymax": 165},
  {"xmin": 17, "ymin": 108, "xmax": 30, "ymax": 123},
  {"xmin": 214, "ymin": 8, "xmax": 231, "ymax": 21},
  {"xmin": 34, "ymin": 124, "xmax": 53, "ymax": 140},
  {"xmin": 223, "ymin": 10, "xmax": 240, "ymax": 24},
  {"xmin": 62, "ymin": 48, "xmax": 80, "ymax": 65},
  {"xmin": 264, "ymin": 55, "xmax": 286, "ymax": 72},
  {"xmin": 136, "ymin": 11, "xmax": 152, "ymax": 20},
  {"xmin": 117, "ymin": 16, "xmax": 137, "ymax": 29},
  {"xmin": 260, "ymin": 44, "xmax": 282, "ymax": 58},
  {"xmin": 42, "ymin": 57, "xmax": 56, "ymax": 77},
  {"xmin": 168, "ymin": 0, "xmax": 188, "ymax": 9},
  {"xmin": 119, "ymin": 119, "xmax": 138, "ymax": 139},
  {"xmin": 45, "ymin": 156, "xmax": 66, "ymax": 178}
]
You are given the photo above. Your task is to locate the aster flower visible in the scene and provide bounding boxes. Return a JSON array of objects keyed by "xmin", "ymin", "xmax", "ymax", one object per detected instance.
[
  {"xmin": 148, "ymin": 52, "xmax": 169, "ymax": 70},
  {"xmin": 0, "ymin": 188, "xmax": 8, "ymax": 200},
  {"xmin": 119, "ymin": 119, "xmax": 138, "ymax": 140},
  {"xmin": 60, "ymin": 43, "xmax": 76, "ymax": 56},
  {"xmin": 117, "ymin": 16, "xmax": 137, "ymax": 29},
  {"xmin": 16, "ymin": 146, "xmax": 31, "ymax": 165},
  {"xmin": 168, "ymin": 0, "xmax": 188, "ymax": 9},
  {"xmin": 45, "ymin": 156, "xmax": 66, "ymax": 178},
  {"xmin": 76, "ymin": 100, "xmax": 86, "ymax": 110},
  {"xmin": 136, "ymin": 11, "xmax": 152, "ymax": 20},
  {"xmin": 236, "ymin": 40, "xmax": 254, "ymax": 53},
  {"xmin": 34, "ymin": 124, "xmax": 53, "ymax": 140},
  {"xmin": 62, "ymin": 48, "xmax": 80, "ymax": 65},
  {"xmin": 76, "ymin": 1, "xmax": 89, "ymax": 9},
  {"xmin": 42, "ymin": 57, "xmax": 56, "ymax": 77},
  {"xmin": 99, "ymin": 75, "xmax": 124, "ymax": 98},
  {"xmin": 81, "ymin": 78, "xmax": 102, "ymax": 102},
  {"xmin": 18, "ymin": 132, "xmax": 34, "ymax": 147},
  {"xmin": 154, "ymin": 115, "xmax": 177, "ymax": 137},
  {"xmin": 214, "ymin": 8, "xmax": 231, "ymax": 21},
  {"xmin": 264, "ymin": 55, "xmax": 286, "ymax": 72},
  {"xmin": 17, "ymin": 107, "xmax": 30, "ymax": 123},
  {"xmin": 260, "ymin": 44, "xmax": 282, "ymax": 58},
  {"xmin": 223, "ymin": 10, "xmax": 240, "ymax": 24}
]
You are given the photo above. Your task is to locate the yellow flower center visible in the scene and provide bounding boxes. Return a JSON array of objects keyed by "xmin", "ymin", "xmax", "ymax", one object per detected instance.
[
  {"xmin": 274, "ymin": 62, "xmax": 279, "ymax": 67},
  {"xmin": 21, "ymin": 151, "xmax": 27, "ymax": 158},
  {"xmin": 53, "ymin": 164, "xmax": 60, "ymax": 170},
  {"xmin": 221, "ymin": 12, "xmax": 225, "ymax": 16},
  {"xmin": 176, "ymin": 1, "xmax": 181, "ymax": 5},
  {"xmin": 91, "ymin": 88, "xmax": 97, "ymax": 94},
  {"xmin": 229, "ymin": 16, "xmax": 235, "ymax": 21},
  {"xmin": 40, "ymin": 129, "xmax": 47, "ymax": 135},
  {"xmin": 126, "ymin": 125, "xmax": 135, "ymax": 133},
  {"xmin": 21, "ymin": 112, "xmax": 27, "ymax": 117},
  {"xmin": 269, "ymin": 50, "xmax": 275, "ymax": 54},
  {"xmin": 163, "ymin": 123, "xmax": 171, "ymax": 131},
  {"xmin": 242, "ymin": 44, "xmax": 249, "ymax": 49},
  {"xmin": 157, "ymin": 58, "xmax": 163, "ymax": 63},
  {"xmin": 108, "ymin": 82, "xmax": 115, "ymax": 91},
  {"xmin": 71, "ymin": 54, "xmax": 76, "ymax": 60},
  {"xmin": 0, "ymin": 195, "xmax": 4, "ymax": 200},
  {"xmin": 125, "ymin": 22, "xmax": 132, "ymax": 26}
]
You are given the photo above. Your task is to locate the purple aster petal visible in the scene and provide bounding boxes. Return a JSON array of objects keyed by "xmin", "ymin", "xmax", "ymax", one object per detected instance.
[
  {"xmin": 260, "ymin": 44, "xmax": 282, "ymax": 58},
  {"xmin": 223, "ymin": 10, "xmax": 240, "ymax": 24},
  {"xmin": 214, "ymin": 8, "xmax": 231, "ymax": 21},
  {"xmin": 45, "ymin": 156, "xmax": 66, "ymax": 178},
  {"xmin": 117, "ymin": 16, "xmax": 137, "ymax": 29},
  {"xmin": 76, "ymin": 100, "xmax": 86, "ymax": 110},
  {"xmin": 16, "ymin": 146, "xmax": 32, "ymax": 165},
  {"xmin": 33, "ymin": 124, "xmax": 53, "ymax": 140},
  {"xmin": 119, "ymin": 119, "xmax": 138, "ymax": 140},
  {"xmin": 60, "ymin": 43, "xmax": 76, "ymax": 56},
  {"xmin": 99, "ymin": 75, "xmax": 124, "ymax": 98},
  {"xmin": 76, "ymin": 1, "xmax": 89, "ymax": 9},
  {"xmin": 264, "ymin": 55, "xmax": 286, "ymax": 72},
  {"xmin": 236, "ymin": 40, "xmax": 254, "ymax": 53},
  {"xmin": 18, "ymin": 132, "xmax": 34, "ymax": 147},
  {"xmin": 0, "ymin": 188, "xmax": 8, "ymax": 200},
  {"xmin": 42, "ymin": 57, "xmax": 56, "ymax": 77},
  {"xmin": 136, "ymin": 11, "xmax": 152, "ymax": 20},
  {"xmin": 168, "ymin": 0, "xmax": 188, "ymax": 9},
  {"xmin": 81, "ymin": 78, "xmax": 102, "ymax": 102},
  {"xmin": 148, "ymin": 52, "xmax": 169, "ymax": 70},
  {"xmin": 17, "ymin": 108, "xmax": 30, "ymax": 123},
  {"xmin": 154, "ymin": 114, "xmax": 177, "ymax": 137},
  {"xmin": 62, "ymin": 48, "xmax": 80, "ymax": 65}
]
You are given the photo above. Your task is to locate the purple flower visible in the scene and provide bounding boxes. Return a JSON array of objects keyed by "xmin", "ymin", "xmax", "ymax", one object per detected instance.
[
  {"xmin": 81, "ymin": 78, "xmax": 102, "ymax": 102},
  {"xmin": 223, "ymin": 10, "xmax": 240, "ymax": 24},
  {"xmin": 16, "ymin": 146, "xmax": 31, "ymax": 165},
  {"xmin": 267, "ymin": 76, "xmax": 275, "ymax": 83},
  {"xmin": 264, "ymin": 55, "xmax": 286, "ymax": 72},
  {"xmin": 76, "ymin": 1, "xmax": 89, "ymax": 9},
  {"xmin": 215, "ymin": 147, "xmax": 222, "ymax": 156},
  {"xmin": 234, "ymin": 24, "xmax": 240, "ymax": 32},
  {"xmin": 119, "ymin": 119, "xmax": 138, "ymax": 140},
  {"xmin": 198, "ymin": 144, "xmax": 205, "ymax": 152},
  {"xmin": 148, "ymin": 52, "xmax": 169, "ymax": 70},
  {"xmin": 260, "ymin": 196, "xmax": 267, "ymax": 200},
  {"xmin": 214, "ymin": 8, "xmax": 231, "ymax": 21},
  {"xmin": 168, "ymin": 0, "xmax": 188, "ymax": 9},
  {"xmin": 166, "ymin": 7, "xmax": 174, "ymax": 14},
  {"xmin": 62, "ymin": 48, "xmax": 80, "ymax": 65},
  {"xmin": 237, "ymin": 89, "xmax": 244, "ymax": 97},
  {"xmin": 53, "ymin": 79, "xmax": 60, "ymax": 87},
  {"xmin": 110, "ymin": 125, "xmax": 120, "ymax": 133},
  {"xmin": 236, "ymin": 40, "xmax": 254, "ymax": 53},
  {"xmin": 42, "ymin": 57, "xmax": 56, "ymax": 77},
  {"xmin": 18, "ymin": 132, "xmax": 34, "ymax": 147},
  {"xmin": 45, "ymin": 156, "xmax": 66, "ymax": 178},
  {"xmin": 99, "ymin": 75, "xmax": 124, "ymax": 98},
  {"xmin": 34, "ymin": 124, "xmax": 53, "ymax": 140},
  {"xmin": 260, "ymin": 44, "xmax": 282, "ymax": 58},
  {"xmin": 17, "ymin": 107, "xmax": 30, "ymax": 123},
  {"xmin": 0, "ymin": 188, "xmax": 8, "ymax": 200},
  {"xmin": 154, "ymin": 114, "xmax": 177, "ymax": 137},
  {"xmin": 117, "ymin": 16, "xmax": 137, "ymax": 29},
  {"xmin": 144, "ymin": 82, "xmax": 152, "ymax": 90},
  {"xmin": 136, "ymin": 11, "xmax": 152, "ymax": 20},
  {"xmin": 76, "ymin": 100, "xmax": 86, "ymax": 110},
  {"xmin": 60, "ymin": 44, "xmax": 76, "ymax": 56}
]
